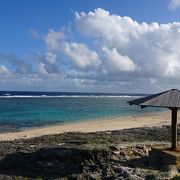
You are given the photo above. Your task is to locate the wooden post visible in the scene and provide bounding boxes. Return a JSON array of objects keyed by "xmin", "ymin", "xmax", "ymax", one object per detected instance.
[{"xmin": 171, "ymin": 108, "xmax": 178, "ymax": 150}]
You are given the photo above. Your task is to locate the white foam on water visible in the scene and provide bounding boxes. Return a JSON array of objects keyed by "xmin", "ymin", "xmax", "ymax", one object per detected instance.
[{"xmin": 0, "ymin": 95, "xmax": 143, "ymax": 98}]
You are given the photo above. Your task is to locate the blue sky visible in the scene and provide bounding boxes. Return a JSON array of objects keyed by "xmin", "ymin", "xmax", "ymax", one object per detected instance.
[
  {"xmin": 0, "ymin": 0, "xmax": 180, "ymax": 93},
  {"xmin": 0, "ymin": 0, "xmax": 179, "ymax": 55}
]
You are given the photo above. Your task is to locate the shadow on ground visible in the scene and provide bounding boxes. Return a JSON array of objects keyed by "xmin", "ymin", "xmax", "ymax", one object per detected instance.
[
  {"xmin": 0, "ymin": 147, "xmax": 96, "ymax": 179},
  {"xmin": 0, "ymin": 145, "xmax": 172, "ymax": 180}
]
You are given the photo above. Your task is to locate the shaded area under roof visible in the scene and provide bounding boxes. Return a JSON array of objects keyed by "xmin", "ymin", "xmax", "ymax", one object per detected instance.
[{"xmin": 128, "ymin": 89, "xmax": 180, "ymax": 109}]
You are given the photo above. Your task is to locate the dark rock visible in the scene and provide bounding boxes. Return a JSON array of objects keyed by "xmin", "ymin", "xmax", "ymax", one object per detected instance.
[
  {"xmin": 109, "ymin": 145, "xmax": 119, "ymax": 151},
  {"xmin": 0, "ymin": 125, "xmax": 177, "ymax": 179},
  {"xmin": 145, "ymin": 174, "xmax": 156, "ymax": 180}
]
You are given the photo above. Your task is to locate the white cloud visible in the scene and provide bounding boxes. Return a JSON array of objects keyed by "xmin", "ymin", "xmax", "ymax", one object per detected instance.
[
  {"xmin": 102, "ymin": 47, "xmax": 137, "ymax": 72},
  {"xmin": 1, "ymin": 8, "xmax": 180, "ymax": 93},
  {"xmin": 37, "ymin": 63, "xmax": 48, "ymax": 75},
  {"xmin": 39, "ymin": 8, "xmax": 180, "ymax": 92},
  {"xmin": 44, "ymin": 30, "xmax": 101, "ymax": 70},
  {"xmin": 169, "ymin": 0, "xmax": 180, "ymax": 10},
  {"xmin": 62, "ymin": 42, "xmax": 101, "ymax": 70},
  {"xmin": 45, "ymin": 52, "xmax": 57, "ymax": 65},
  {"xmin": 75, "ymin": 8, "xmax": 180, "ymax": 79},
  {"xmin": 45, "ymin": 29, "xmax": 65, "ymax": 50},
  {"xmin": 0, "ymin": 65, "xmax": 10, "ymax": 75},
  {"xmin": 0, "ymin": 53, "xmax": 33, "ymax": 74}
]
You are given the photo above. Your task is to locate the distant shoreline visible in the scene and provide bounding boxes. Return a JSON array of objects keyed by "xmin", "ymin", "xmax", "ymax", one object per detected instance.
[{"xmin": 0, "ymin": 111, "xmax": 173, "ymax": 141}]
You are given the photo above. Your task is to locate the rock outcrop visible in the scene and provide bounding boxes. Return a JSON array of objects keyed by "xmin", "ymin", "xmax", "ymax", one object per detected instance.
[{"xmin": 0, "ymin": 125, "xmax": 179, "ymax": 179}]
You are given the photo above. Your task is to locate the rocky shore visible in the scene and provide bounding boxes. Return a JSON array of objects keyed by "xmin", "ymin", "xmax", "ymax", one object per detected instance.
[{"xmin": 0, "ymin": 125, "xmax": 179, "ymax": 179}]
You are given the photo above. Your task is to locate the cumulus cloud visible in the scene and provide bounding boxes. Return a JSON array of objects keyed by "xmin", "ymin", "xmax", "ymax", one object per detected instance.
[
  {"xmin": 45, "ymin": 29, "xmax": 65, "ymax": 50},
  {"xmin": 31, "ymin": 8, "xmax": 180, "ymax": 92},
  {"xmin": 0, "ymin": 65, "xmax": 10, "ymax": 75},
  {"xmin": 45, "ymin": 52, "xmax": 57, "ymax": 65},
  {"xmin": 37, "ymin": 63, "xmax": 48, "ymax": 75},
  {"xmin": 35, "ymin": 52, "xmax": 59, "ymax": 74},
  {"xmin": 62, "ymin": 42, "xmax": 101, "ymax": 70},
  {"xmin": 75, "ymin": 8, "xmax": 180, "ymax": 79},
  {"xmin": 169, "ymin": 0, "xmax": 180, "ymax": 10},
  {"xmin": 0, "ymin": 53, "xmax": 33, "ymax": 74},
  {"xmin": 102, "ymin": 47, "xmax": 137, "ymax": 73},
  {"xmin": 44, "ymin": 30, "xmax": 101, "ymax": 70},
  {"xmin": 1, "ymin": 8, "xmax": 180, "ymax": 92}
]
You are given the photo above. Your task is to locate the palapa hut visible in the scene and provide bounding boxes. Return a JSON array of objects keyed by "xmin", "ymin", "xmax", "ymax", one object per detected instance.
[{"xmin": 128, "ymin": 89, "xmax": 180, "ymax": 150}]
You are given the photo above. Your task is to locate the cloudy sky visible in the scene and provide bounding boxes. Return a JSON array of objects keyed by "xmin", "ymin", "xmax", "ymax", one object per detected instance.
[{"xmin": 0, "ymin": 0, "xmax": 180, "ymax": 93}]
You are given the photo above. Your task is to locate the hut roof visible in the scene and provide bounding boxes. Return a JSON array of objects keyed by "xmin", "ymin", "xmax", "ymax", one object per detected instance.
[{"xmin": 128, "ymin": 89, "xmax": 180, "ymax": 108}]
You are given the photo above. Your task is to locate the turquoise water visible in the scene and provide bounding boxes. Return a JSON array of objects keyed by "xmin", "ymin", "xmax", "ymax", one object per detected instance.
[{"xmin": 0, "ymin": 97, "xmax": 164, "ymax": 132}]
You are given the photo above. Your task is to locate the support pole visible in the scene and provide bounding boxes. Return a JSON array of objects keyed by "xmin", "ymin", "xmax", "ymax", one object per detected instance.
[{"xmin": 171, "ymin": 108, "xmax": 178, "ymax": 150}]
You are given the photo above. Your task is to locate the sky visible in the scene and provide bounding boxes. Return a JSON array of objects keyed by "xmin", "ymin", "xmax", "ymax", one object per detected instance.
[{"xmin": 0, "ymin": 0, "xmax": 180, "ymax": 93}]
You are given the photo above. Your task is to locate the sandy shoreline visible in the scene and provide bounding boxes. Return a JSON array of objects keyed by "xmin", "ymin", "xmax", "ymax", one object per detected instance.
[{"xmin": 0, "ymin": 111, "xmax": 175, "ymax": 141}]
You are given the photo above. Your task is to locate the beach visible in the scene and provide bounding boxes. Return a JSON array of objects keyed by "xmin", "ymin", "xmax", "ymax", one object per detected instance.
[
  {"xmin": 0, "ymin": 111, "xmax": 172, "ymax": 141},
  {"xmin": 0, "ymin": 119, "xmax": 177, "ymax": 179},
  {"xmin": 0, "ymin": 110, "xmax": 179, "ymax": 179}
]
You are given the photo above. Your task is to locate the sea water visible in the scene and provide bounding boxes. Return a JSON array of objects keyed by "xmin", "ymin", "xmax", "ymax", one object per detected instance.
[{"xmin": 0, "ymin": 91, "xmax": 164, "ymax": 132}]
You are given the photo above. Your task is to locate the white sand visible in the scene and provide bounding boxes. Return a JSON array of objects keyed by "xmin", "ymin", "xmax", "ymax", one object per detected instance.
[{"xmin": 0, "ymin": 111, "xmax": 175, "ymax": 141}]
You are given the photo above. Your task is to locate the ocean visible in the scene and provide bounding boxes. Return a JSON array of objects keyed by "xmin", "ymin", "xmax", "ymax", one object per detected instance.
[{"xmin": 0, "ymin": 91, "xmax": 164, "ymax": 132}]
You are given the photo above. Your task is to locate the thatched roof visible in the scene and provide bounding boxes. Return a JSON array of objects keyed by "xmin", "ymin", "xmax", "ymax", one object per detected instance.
[{"xmin": 128, "ymin": 89, "xmax": 180, "ymax": 108}]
